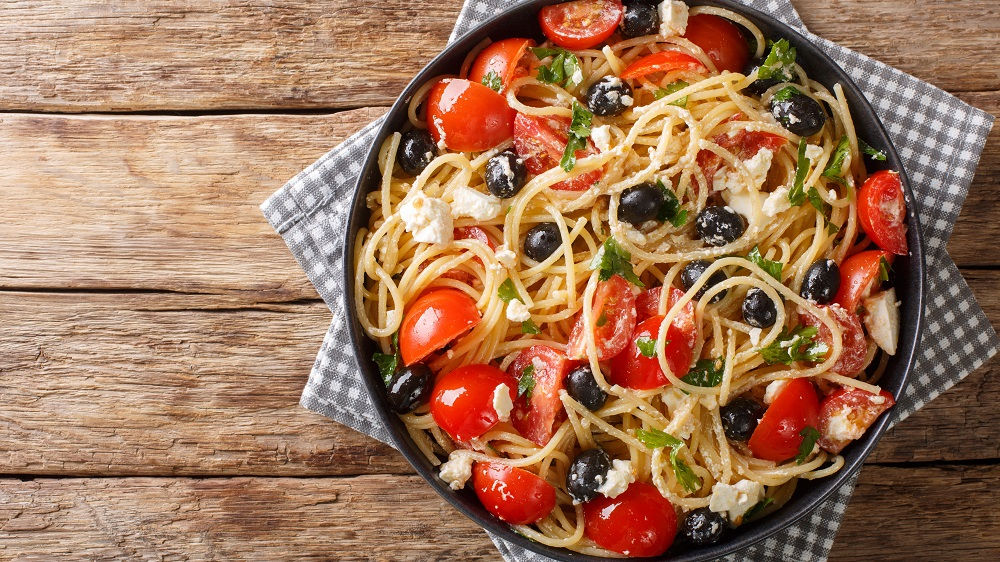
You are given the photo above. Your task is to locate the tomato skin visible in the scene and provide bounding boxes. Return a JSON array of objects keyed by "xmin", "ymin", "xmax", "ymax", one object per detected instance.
[
  {"xmin": 583, "ymin": 482, "xmax": 677, "ymax": 557},
  {"xmin": 430, "ymin": 364, "xmax": 517, "ymax": 443},
  {"xmin": 400, "ymin": 289, "xmax": 481, "ymax": 365},
  {"xmin": 635, "ymin": 287, "xmax": 698, "ymax": 345},
  {"xmin": 683, "ymin": 14, "xmax": 751, "ymax": 73},
  {"xmin": 509, "ymin": 346, "xmax": 576, "ymax": 446},
  {"xmin": 513, "ymin": 112, "xmax": 603, "ymax": 191},
  {"xmin": 748, "ymin": 377, "xmax": 821, "ymax": 462},
  {"xmin": 566, "ymin": 275, "xmax": 637, "ymax": 361},
  {"xmin": 799, "ymin": 305, "xmax": 868, "ymax": 376},
  {"xmin": 468, "ymin": 38, "xmax": 535, "ymax": 93},
  {"xmin": 696, "ymin": 130, "xmax": 787, "ymax": 189},
  {"xmin": 818, "ymin": 387, "xmax": 896, "ymax": 454},
  {"xmin": 620, "ymin": 51, "xmax": 707, "ymax": 80},
  {"xmin": 608, "ymin": 315, "xmax": 694, "ymax": 390},
  {"xmin": 858, "ymin": 170, "xmax": 908, "ymax": 255},
  {"xmin": 538, "ymin": 0, "xmax": 624, "ymax": 50},
  {"xmin": 472, "ymin": 462, "xmax": 556, "ymax": 525},
  {"xmin": 427, "ymin": 79, "xmax": 515, "ymax": 153},
  {"xmin": 833, "ymin": 250, "xmax": 893, "ymax": 313}
]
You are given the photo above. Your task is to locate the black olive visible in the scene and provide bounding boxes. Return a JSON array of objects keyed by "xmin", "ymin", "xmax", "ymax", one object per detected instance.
[
  {"xmin": 800, "ymin": 259, "xmax": 840, "ymax": 304},
  {"xmin": 769, "ymin": 87, "xmax": 827, "ymax": 137},
  {"xmin": 680, "ymin": 507, "xmax": 729, "ymax": 546},
  {"xmin": 398, "ymin": 129, "xmax": 437, "ymax": 176},
  {"xmin": 720, "ymin": 397, "xmax": 766, "ymax": 441},
  {"xmin": 620, "ymin": 0, "xmax": 659, "ymax": 38},
  {"xmin": 523, "ymin": 223, "xmax": 562, "ymax": 262},
  {"xmin": 742, "ymin": 288, "xmax": 778, "ymax": 329},
  {"xmin": 618, "ymin": 182, "xmax": 664, "ymax": 226},
  {"xmin": 566, "ymin": 448, "xmax": 613, "ymax": 503},
  {"xmin": 385, "ymin": 363, "xmax": 434, "ymax": 414},
  {"xmin": 695, "ymin": 206, "xmax": 746, "ymax": 247},
  {"xmin": 681, "ymin": 260, "xmax": 728, "ymax": 304},
  {"xmin": 565, "ymin": 365, "xmax": 608, "ymax": 411},
  {"xmin": 585, "ymin": 76, "xmax": 634, "ymax": 117},
  {"xmin": 742, "ymin": 59, "xmax": 783, "ymax": 96},
  {"xmin": 485, "ymin": 149, "xmax": 527, "ymax": 199}
]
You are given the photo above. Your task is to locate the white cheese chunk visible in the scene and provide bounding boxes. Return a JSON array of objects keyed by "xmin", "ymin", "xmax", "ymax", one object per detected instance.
[
  {"xmin": 438, "ymin": 451, "xmax": 474, "ymax": 490},
  {"xmin": 863, "ymin": 288, "xmax": 900, "ymax": 356},
  {"xmin": 506, "ymin": 299, "xmax": 531, "ymax": 322},
  {"xmin": 492, "ymin": 383, "xmax": 514, "ymax": 422},
  {"xmin": 597, "ymin": 459, "xmax": 635, "ymax": 499},
  {"xmin": 825, "ymin": 409, "xmax": 863, "ymax": 441},
  {"xmin": 764, "ymin": 379, "xmax": 788, "ymax": 404},
  {"xmin": 805, "ymin": 144, "xmax": 824, "ymax": 162},
  {"xmin": 658, "ymin": 1, "xmax": 689, "ymax": 38},
  {"xmin": 709, "ymin": 480, "xmax": 765, "ymax": 523},
  {"xmin": 591, "ymin": 125, "xmax": 612, "ymax": 152},
  {"xmin": 451, "ymin": 186, "xmax": 502, "ymax": 221},
  {"xmin": 761, "ymin": 186, "xmax": 792, "ymax": 217},
  {"xmin": 723, "ymin": 190, "xmax": 762, "ymax": 221},
  {"xmin": 741, "ymin": 149, "xmax": 774, "ymax": 190},
  {"xmin": 748, "ymin": 327, "xmax": 762, "ymax": 346},
  {"xmin": 399, "ymin": 191, "xmax": 453, "ymax": 245},
  {"xmin": 494, "ymin": 245, "xmax": 518, "ymax": 268}
]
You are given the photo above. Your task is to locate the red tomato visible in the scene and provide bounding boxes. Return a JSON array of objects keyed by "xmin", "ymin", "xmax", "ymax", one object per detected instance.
[
  {"xmin": 817, "ymin": 387, "xmax": 896, "ymax": 454},
  {"xmin": 748, "ymin": 377, "xmax": 821, "ymax": 462},
  {"xmin": 608, "ymin": 315, "xmax": 695, "ymax": 390},
  {"xmin": 683, "ymin": 14, "xmax": 751, "ymax": 73},
  {"xmin": 436, "ymin": 226, "xmax": 499, "ymax": 283},
  {"xmin": 799, "ymin": 305, "xmax": 868, "ymax": 376},
  {"xmin": 513, "ymin": 112, "xmax": 603, "ymax": 191},
  {"xmin": 468, "ymin": 38, "xmax": 535, "ymax": 93},
  {"xmin": 620, "ymin": 51, "xmax": 707, "ymax": 80},
  {"xmin": 566, "ymin": 275, "xmax": 637, "ymax": 361},
  {"xmin": 635, "ymin": 287, "xmax": 698, "ymax": 347},
  {"xmin": 833, "ymin": 250, "xmax": 893, "ymax": 313},
  {"xmin": 583, "ymin": 482, "xmax": 677, "ymax": 557},
  {"xmin": 696, "ymin": 130, "xmax": 787, "ymax": 189},
  {"xmin": 427, "ymin": 79, "xmax": 515, "ymax": 153},
  {"xmin": 538, "ymin": 0, "xmax": 624, "ymax": 50},
  {"xmin": 508, "ymin": 346, "xmax": 575, "ymax": 446},
  {"xmin": 400, "ymin": 289, "xmax": 481, "ymax": 365},
  {"xmin": 858, "ymin": 170, "xmax": 908, "ymax": 255},
  {"xmin": 430, "ymin": 364, "xmax": 517, "ymax": 442},
  {"xmin": 472, "ymin": 462, "xmax": 556, "ymax": 525}
]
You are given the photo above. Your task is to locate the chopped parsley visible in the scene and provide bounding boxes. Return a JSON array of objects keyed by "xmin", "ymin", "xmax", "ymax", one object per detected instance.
[
  {"xmin": 758, "ymin": 326, "xmax": 829, "ymax": 365},
  {"xmin": 682, "ymin": 357, "xmax": 725, "ymax": 388},
  {"xmin": 636, "ymin": 428, "xmax": 702, "ymax": 492},
  {"xmin": 481, "ymin": 70, "xmax": 503, "ymax": 93},
  {"xmin": 497, "ymin": 278, "xmax": 520, "ymax": 303},
  {"xmin": 656, "ymin": 179, "xmax": 688, "ymax": 227},
  {"xmin": 636, "ymin": 336, "xmax": 658, "ymax": 358},
  {"xmin": 795, "ymin": 426, "xmax": 821, "ymax": 464},
  {"xmin": 787, "ymin": 138, "xmax": 810, "ymax": 207},
  {"xmin": 654, "ymin": 80, "xmax": 690, "ymax": 107},
  {"xmin": 596, "ymin": 311, "xmax": 609, "ymax": 327},
  {"xmin": 859, "ymin": 138, "xmax": 888, "ymax": 161},
  {"xmin": 807, "ymin": 186, "xmax": 832, "ymax": 220},
  {"xmin": 747, "ymin": 246, "xmax": 784, "ymax": 281},
  {"xmin": 373, "ymin": 332, "xmax": 401, "ymax": 384},
  {"xmin": 879, "ymin": 256, "xmax": 891, "ymax": 282},
  {"xmin": 532, "ymin": 47, "xmax": 584, "ymax": 90},
  {"xmin": 771, "ymin": 85, "xmax": 799, "ymax": 103},
  {"xmin": 560, "ymin": 101, "xmax": 593, "ymax": 172},
  {"xmin": 518, "ymin": 364, "xmax": 536, "ymax": 398},
  {"xmin": 821, "ymin": 135, "xmax": 851, "ymax": 185},
  {"xmin": 591, "ymin": 237, "xmax": 644, "ymax": 287},
  {"xmin": 521, "ymin": 318, "xmax": 541, "ymax": 335},
  {"xmin": 744, "ymin": 497, "xmax": 775, "ymax": 521},
  {"xmin": 757, "ymin": 39, "xmax": 797, "ymax": 82}
]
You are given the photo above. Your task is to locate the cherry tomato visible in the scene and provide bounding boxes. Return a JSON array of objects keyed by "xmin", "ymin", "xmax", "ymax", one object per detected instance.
[
  {"xmin": 430, "ymin": 364, "xmax": 517, "ymax": 442},
  {"xmin": 799, "ymin": 304, "xmax": 868, "ymax": 376},
  {"xmin": 833, "ymin": 250, "xmax": 893, "ymax": 313},
  {"xmin": 620, "ymin": 51, "xmax": 707, "ymax": 80},
  {"xmin": 566, "ymin": 275, "xmax": 637, "ymax": 361},
  {"xmin": 468, "ymin": 38, "xmax": 535, "ymax": 93},
  {"xmin": 427, "ymin": 79, "xmax": 515, "ymax": 153},
  {"xmin": 635, "ymin": 287, "xmax": 698, "ymax": 347},
  {"xmin": 608, "ymin": 314, "xmax": 694, "ymax": 390},
  {"xmin": 696, "ymin": 130, "xmax": 787, "ymax": 189},
  {"xmin": 748, "ymin": 377, "xmax": 820, "ymax": 462},
  {"xmin": 538, "ymin": 0, "xmax": 624, "ymax": 50},
  {"xmin": 472, "ymin": 462, "xmax": 556, "ymax": 525},
  {"xmin": 817, "ymin": 387, "xmax": 896, "ymax": 454},
  {"xmin": 509, "ymin": 346, "xmax": 576, "ymax": 446},
  {"xmin": 400, "ymin": 289, "xmax": 481, "ymax": 365},
  {"xmin": 513, "ymin": 112, "xmax": 603, "ymax": 191},
  {"xmin": 583, "ymin": 482, "xmax": 677, "ymax": 557},
  {"xmin": 683, "ymin": 14, "xmax": 751, "ymax": 73},
  {"xmin": 858, "ymin": 170, "xmax": 909, "ymax": 255}
]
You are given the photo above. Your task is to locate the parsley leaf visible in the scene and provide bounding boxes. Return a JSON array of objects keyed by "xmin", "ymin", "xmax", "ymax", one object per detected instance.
[
  {"xmin": 879, "ymin": 256, "xmax": 891, "ymax": 282},
  {"xmin": 636, "ymin": 428, "xmax": 702, "ymax": 492},
  {"xmin": 795, "ymin": 426, "xmax": 821, "ymax": 464},
  {"xmin": 747, "ymin": 246, "xmax": 783, "ymax": 281},
  {"xmin": 757, "ymin": 39, "xmax": 797, "ymax": 82},
  {"xmin": 596, "ymin": 311, "xmax": 609, "ymax": 327},
  {"xmin": 481, "ymin": 70, "xmax": 503, "ymax": 92},
  {"xmin": 656, "ymin": 180, "xmax": 687, "ymax": 227},
  {"xmin": 532, "ymin": 47, "xmax": 583, "ymax": 90},
  {"xmin": 787, "ymin": 138, "xmax": 810, "ymax": 207},
  {"xmin": 521, "ymin": 318, "xmax": 542, "ymax": 335},
  {"xmin": 636, "ymin": 428, "xmax": 683, "ymax": 449},
  {"xmin": 758, "ymin": 326, "xmax": 829, "ymax": 365},
  {"xmin": 518, "ymin": 364, "xmax": 536, "ymax": 398},
  {"xmin": 821, "ymin": 136, "xmax": 851, "ymax": 185},
  {"xmin": 682, "ymin": 357, "xmax": 725, "ymax": 388},
  {"xmin": 373, "ymin": 332, "xmax": 401, "ymax": 385},
  {"xmin": 636, "ymin": 336, "xmax": 657, "ymax": 358},
  {"xmin": 654, "ymin": 80, "xmax": 690, "ymax": 107},
  {"xmin": 859, "ymin": 138, "xmax": 887, "ymax": 161},
  {"xmin": 560, "ymin": 101, "xmax": 593, "ymax": 172},
  {"xmin": 771, "ymin": 85, "xmax": 799, "ymax": 103},
  {"xmin": 827, "ymin": 222, "xmax": 842, "ymax": 236},
  {"xmin": 591, "ymin": 237, "xmax": 644, "ymax": 287},
  {"xmin": 497, "ymin": 278, "xmax": 520, "ymax": 303},
  {"xmin": 744, "ymin": 497, "xmax": 774, "ymax": 521},
  {"xmin": 807, "ymin": 186, "xmax": 832, "ymax": 219}
]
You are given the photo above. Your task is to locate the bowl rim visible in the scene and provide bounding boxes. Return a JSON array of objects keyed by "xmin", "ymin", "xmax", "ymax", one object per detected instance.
[{"xmin": 342, "ymin": 1, "xmax": 927, "ymax": 559}]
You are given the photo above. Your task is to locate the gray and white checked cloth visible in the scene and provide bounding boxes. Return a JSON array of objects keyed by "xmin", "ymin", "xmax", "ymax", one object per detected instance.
[{"xmin": 260, "ymin": 1, "xmax": 996, "ymax": 559}]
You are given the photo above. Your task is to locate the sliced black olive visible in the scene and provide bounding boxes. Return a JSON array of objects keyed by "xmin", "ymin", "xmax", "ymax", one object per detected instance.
[
  {"xmin": 720, "ymin": 397, "xmax": 766, "ymax": 441},
  {"xmin": 769, "ymin": 87, "xmax": 827, "ymax": 137},
  {"xmin": 742, "ymin": 59, "xmax": 783, "ymax": 96},
  {"xmin": 618, "ymin": 182, "xmax": 664, "ymax": 226},
  {"xmin": 742, "ymin": 288, "xmax": 778, "ymax": 329},
  {"xmin": 566, "ymin": 448, "xmax": 613, "ymax": 503},
  {"xmin": 681, "ymin": 260, "xmax": 728, "ymax": 304},
  {"xmin": 695, "ymin": 206, "xmax": 746, "ymax": 247},
  {"xmin": 565, "ymin": 365, "xmax": 608, "ymax": 411},
  {"xmin": 680, "ymin": 507, "xmax": 730, "ymax": 546},
  {"xmin": 398, "ymin": 129, "xmax": 437, "ymax": 176},
  {"xmin": 585, "ymin": 76, "xmax": 634, "ymax": 117},
  {"xmin": 800, "ymin": 259, "xmax": 840, "ymax": 304},
  {"xmin": 523, "ymin": 223, "xmax": 562, "ymax": 262},
  {"xmin": 485, "ymin": 149, "xmax": 527, "ymax": 199},
  {"xmin": 620, "ymin": 0, "xmax": 659, "ymax": 38},
  {"xmin": 386, "ymin": 363, "xmax": 434, "ymax": 414}
]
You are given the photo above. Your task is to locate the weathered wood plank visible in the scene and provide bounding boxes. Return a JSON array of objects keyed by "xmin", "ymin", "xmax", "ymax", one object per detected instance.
[{"xmin": 948, "ymin": 91, "xmax": 1000, "ymax": 268}]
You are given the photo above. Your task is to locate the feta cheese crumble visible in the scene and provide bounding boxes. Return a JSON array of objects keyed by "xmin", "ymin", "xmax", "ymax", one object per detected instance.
[
  {"xmin": 451, "ymin": 186, "xmax": 502, "ymax": 221},
  {"xmin": 596, "ymin": 459, "xmax": 635, "ymax": 499},
  {"xmin": 506, "ymin": 299, "xmax": 531, "ymax": 322},
  {"xmin": 492, "ymin": 383, "xmax": 514, "ymax": 422},
  {"xmin": 494, "ymin": 245, "xmax": 518, "ymax": 268},
  {"xmin": 399, "ymin": 191, "xmax": 453, "ymax": 245},
  {"xmin": 708, "ymin": 480, "xmax": 765, "ymax": 522},
  {"xmin": 764, "ymin": 379, "xmax": 789, "ymax": 404},
  {"xmin": 863, "ymin": 288, "xmax": 900, "ymax": 355},
  {"xmin": 761, "ymin": 186, "xmax": 792, "ymax": 217},
  {"xmin": 805, "ymin": 144, "xmax": 824, "ymax": 162},
  {"xmin": 825, "ymin": 409, "xmax": 861, "ymax": 441},
  {"xmin": 591, "ymin": 125, "xmax": 612, "ymax": 152},
  {"xmin": 658, "ymin": 1, "xmax": 689, "ymax": 37},
  {"xmin": 438, "ymin": 450, "xmax": 474, "ymax": 490}
]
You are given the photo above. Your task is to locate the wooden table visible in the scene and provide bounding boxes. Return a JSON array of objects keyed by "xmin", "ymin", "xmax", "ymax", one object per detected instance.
[{"xmin": 1, "ymin": 1, "xmax": 996, "ymax": 559}]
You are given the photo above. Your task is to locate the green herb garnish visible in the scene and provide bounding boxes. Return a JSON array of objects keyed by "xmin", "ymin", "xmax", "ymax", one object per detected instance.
[
  {"xmin": 533, "ymin": 47, "xmax": 583, "ymax": 90},
  {"xmin": 498, "ymin": 278, "xmax": 519, "ymax": 303},
  {"xmin": 654, "ymin": 80, "xmax": 690, "ymax": 107},
  {"xmin": 373, "ymin": 332, "xmax": 401, "ymax": 384},
  {"xmin": 656, "ymin": 179, "xmax": 688, "ymax": 227},
  {"xmin": 757, "ymin": 39, "xmax": 797, "ymax": 82},
  {"xmin": 747, "ymin": 246, "xmax": 784, "ymax": 281},
  {"xmin": 682, "ymin": 357, "xmax": 725, "ymax": 388},
  {"xmin": 596, "ymin": 311, "xmax": 609, "ymax": 327},
  {"xmin": 758, "ymin": 326, "xmax": 829, "ymax": 365},
  {"xmin": 744, "ymin": 497, "xmax": 775, "ymax": 521},
  {"xmin": 591, "ymin": 237, "xmax": 644, "ymax": 287},
  {"xmin": 481, "ymin": 70, "xmax": 503, "ymax": 93},
  {"xmin": 518, "ymin": 364, "xmax": 536, "ymax": 398},
  {"xmin": 636, "ymin": 428, "xmax": 702, "ymax": 492},
  {"xmin": 795, "ymin": 426, "xmax": 821, "ymax": 464},
  {"xmin": 807, "ymin": 186, "xmax": 832, "ymax": 219},
  {"xmin": 521, "ymin": 318, "xmax": 541, "ymax": 335},
  {"xmin": 560, "ymin": 101, "xmax": 594, "ymax": 172},
  {"xmin": 771, "ymin": 85, "xmax": 799, "ymax": 103},
  {"xmin": 788, "ymin": 138, "xmax": 810, "ymax": 206},
  {"xmin": 821, "ymin": 135, "xmax": 851, "ymax": 185},
  {"xmin": 636, "ymin": 336, "xmax": 658, "ymax": 358},
  {"xmin": 859, "ymin": 138, "xmax": 887, "ymax": 161},
  {"xmin": 879, "ymin": 256, "xmax": 891, "ymax": 282}
]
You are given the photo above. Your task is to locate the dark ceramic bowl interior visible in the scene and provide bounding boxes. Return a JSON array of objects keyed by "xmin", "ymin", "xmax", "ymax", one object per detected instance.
[{"xmin": 343, "ymin": 1, "xmax": 926, "ymax": 559}]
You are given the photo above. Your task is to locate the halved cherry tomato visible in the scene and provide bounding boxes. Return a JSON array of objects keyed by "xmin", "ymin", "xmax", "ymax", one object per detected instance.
[
  {"xmin": 468, "ymin": 38, "xmax": 535, "ymax": 93},
  {"xmin": 635, "ymin": 286, "xmax": 698, "ymax": 347},
  {"xmin": 538, "ymin": 0, "xmax": 624, "ymax": 50},
  {"xmin": 817, "ymin": 387, "xmax": 896, "ymax": 454},
  {"xmin": 435, "ymin": 227, "xmax": 498, "ymax": 283},
  {"xmin": 400, "ymin": 288, "xmax": 481, "ymax": 365},
  {"xmin": 683, "ymin": 14, "xmax": 751, "ymax": 73},
  {"xmin": 858, "ymin": 170, "xmax": 908, "ymax": 255},
  {"xmin": 513, "ymin": 112, "xmax": 603, "ymax": 191},
  {"xmin": 799, "ymin": 304, "xmax": 868, "ymax": 376},
  {"xmin": 509, "ymin": 346, "xmax": 576, "ymax": 446},
  {"xmin": 608, "ymin": 314, "xmax": 694, "ymax": 390},
  {"xmin": 620, "ymin": 51, "xmax": 707, "ymax": 80},
  {"xmin": 430, "ymin": 364, "xmax": 517, "ymax": 442},
  {"xmin": 696, "ymin": 129, "xmax": 787, "ymax": 189},
  {"xmin": 583, "ymin": 482, "xmax": 677, "ymax": 557},
  {"xmin": 748, "ymin": 377, "xmax": 820, "ymax": 462},
  {"xmin": 472, "ymin": 462, "xmax": 556, "ymax": 525},
  {"xmin": 427, "ymin": 79, "xmax": 515, "ymax": 153},
  {"xmin": 566, "ymin": 275, "xmax": 637, "ymax": 360},
  {"xmin": 833, "ymin": 250, "xmax": 893, "ymax": 313}
]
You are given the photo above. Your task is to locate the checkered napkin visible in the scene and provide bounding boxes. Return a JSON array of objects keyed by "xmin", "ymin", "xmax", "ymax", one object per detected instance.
[{"xmin": 261, "ymin": 1, "xmax": 996, "ymax": 559}]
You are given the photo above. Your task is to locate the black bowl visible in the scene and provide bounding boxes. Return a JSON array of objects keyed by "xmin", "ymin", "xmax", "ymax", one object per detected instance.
[{"xmin": 343, "ymin": 1, "xmax": 926, "ymax": 559}]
